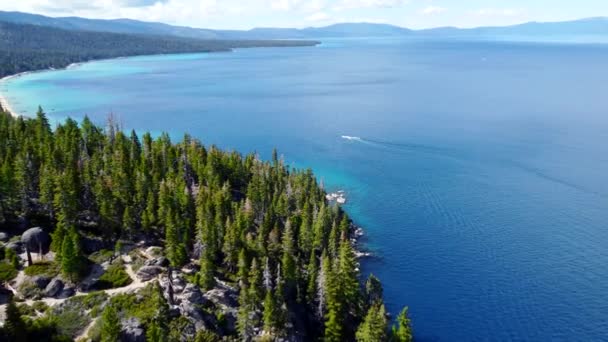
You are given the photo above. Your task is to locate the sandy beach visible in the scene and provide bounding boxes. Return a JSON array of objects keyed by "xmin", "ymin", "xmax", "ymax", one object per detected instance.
[
  {"xmin": 0, "ymin": 75, "xmax": 19, "ymax": 117},
  {"xmin": 0, "ymin": 64, "xmax": 83, "ymax": 118}
]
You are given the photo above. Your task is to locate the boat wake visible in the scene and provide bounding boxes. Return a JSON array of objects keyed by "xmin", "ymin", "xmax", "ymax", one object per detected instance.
[
  {"xmin": 340, "ymin": 134, "xmax": 462, "ymax": 162},
  {"xmin": 341, "ymin": 135, "xmax": 363, "ymax": 142}
]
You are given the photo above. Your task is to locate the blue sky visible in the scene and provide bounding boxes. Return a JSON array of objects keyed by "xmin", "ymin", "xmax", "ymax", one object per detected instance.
[{"xmin": 2, "ymin": 0, "xmax": 608, "ymax": 29}]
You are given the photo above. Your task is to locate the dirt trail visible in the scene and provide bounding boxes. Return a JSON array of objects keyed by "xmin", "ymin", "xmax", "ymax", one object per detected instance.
[{"xmin": 0, "ymin": 254, "xmax": 159, "ymax": 335}]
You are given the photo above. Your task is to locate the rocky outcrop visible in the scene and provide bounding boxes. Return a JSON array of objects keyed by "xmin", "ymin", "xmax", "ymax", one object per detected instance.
[
  {"xmin": 136, "ymin": 265, "xmax": 164, "ymax": 281},
  {"xmin": 0, "ymin": 232, "xmax": 8, "ymax": 242},
  {"xmin": 203, "ymin": 285, "xmax": 239, "ymax": 333},
  {"xmin": 144, "ymin": 256, "xmax": 169, "ymax": 267},
  {"xmin": 203, "ymin": 287, "xmax": 238, "ymax": 309},
  {"xmin": 144, "ymin": 246, "xmax": 163, "ymax": 258},
  {"xmin": 58, "ymin": 285, "xmax": 75, "ymax": 298},
  {"xmin": 180, "ymin": 284, "xmax": 206, "ymax": 305},
  {"xmin": 31, "ymin": 275, "xmax": 52, "ymax": 289},
  {"xmin": 120, "ymin": 317, "xmax": 145, "ymax": 342},
  {"xmin": 44, "ymin": 278, "xmax": 65, "ymax": 297}
]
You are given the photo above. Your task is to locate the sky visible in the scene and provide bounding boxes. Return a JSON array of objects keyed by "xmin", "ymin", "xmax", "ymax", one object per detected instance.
[{"xmin": 1, "ymin": 0, "xmax": 607, "ymax": 30}]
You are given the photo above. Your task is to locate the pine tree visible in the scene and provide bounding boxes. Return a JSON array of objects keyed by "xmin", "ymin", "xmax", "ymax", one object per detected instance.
[
  {"xmin": 39, "ymin": 164, "xmax": 56, "ymax": 217},
  {"xmin": 313, "ymin": 204, "xmax": 329, "ymax": 251},
  {"xmin": 122, "ymin": 205, "xmax": 136, "ymax": 236},
  {"xmin": 237, "ymin": 282, "xmax": 253, "ymax": 340},
  {"xmin": 281, "ymin": 219, "xmax": 297, "ymax": 298},
  {"xmin": 61, "ymin": 227, "xmax": 81, "ymax": 281},
  {"xmin": 298, "ymin": 203, "xmax": 313, "ymax": 254},
  {"xmin": 365, "ymin": 274, "xmax": 383, "ymax": 305},
  {"xmin": 317, "ymin": 252, "xmax": 331, "ymax": 318},
  {"xmin": 101, "ymin": 304, "xmax": 121, "ymax": 342},
  {"xmin": 262, "ymin": 289, "xmax": 277, "ymax": 333},
  {"xmin": 391, "ymin": 307, "xmax": 413, "ymax": 342},
  {"xmin": 237, "ymin": 248, "xmax": 249, "ymax": 285},
  {"xmin": 248, "ymin": 258, "xmax": 263, "ymax": 309},
  {"xmin": 142, "ymin": 191, "xmax": 156, "ymax": 230},
  {"xmin": 306, "ymin": 251, "xmax": 318, "ymax": 303},
  {"xmin": 165, "ymin": 211, "xmax": 187, "ymax": 267},
  {"xmin": 199, "ymin": 248, "xmax": 215, "ymax": 290},
  {"xmin": 147, "ymin": 321, "xmax": 166, "ymax": 342},
  {"xmin": 4, "ymin": 299, "xmax": 26, "ymax": 342},
  {"xmin": 356, "ymin": 303, "xmax": 388, "ymax": 342},
  {"xmin": 50, "ymin": 220, "xmax": 67, "ymax": 259},
  {"xmin": 324, "ymin": 307, "xmax": 343, "ymax": 342},
  {"xmin": 337, "ymin": 237, "xmax": 360, "ymax": 315},
  {"xmin": 0, "ymin": 111, "xmax": 408, "ymax": 342},
  {"xmin": 328, "ymin": 221, "xmax": 339, "ymax": 258},
  {"xmin": 222, "ymin": 217, "xmax": 238, "ymax": 272},
  {"xmin": 148, "ymin": 283, "xmax": 169, "ymax": 342}
]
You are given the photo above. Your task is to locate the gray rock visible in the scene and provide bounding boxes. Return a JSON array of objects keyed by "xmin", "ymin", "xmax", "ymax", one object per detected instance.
[
  {"xmin": 58, "ymin": 286, "xmax": 75, "ymax": 299},
  {"xmin": 171, "ymin": 272, "xmax": 186, "ymax": 287},
  {"xmin": 145, "ymin": 246, "xmax": 163, "ymax": 257},
  {"xmin": 0, "ymin": 232, "xmax": 8, "ymax": 242},
  {"xmin": 180, "ymin": 284, "xmax": 206, "ymax": 305},
  {"xmin": 180, "ymin": 301, "xmax": 204, "ymax": 321},
  {"xmin": 136, "ymin": 265, "xmax": 163, "ymax": 281},
  {"xmin": 144, "ymin": 256, "xmax": 169, "ymax": 267},
  {"xmin": 31, "ymin": 275, "xmax": 51, "ymax": 289},
  {"xmin": 44, "ymin": 278, "xmax": 64, "ymax": 297},
  {"xmin": 5, "ymin": 241, "xmax": 22, "ymax": 253},
  {"xmin": 21, "ymin": 227, "xmax": 51, "ymax": 256},
  {"xmin": 0, "ymin": 287, "xmax": 13, "ymax": 304},
  {"xmin": 120, "ymin": 317, "xmax": 145, "ymax": 342},
  {"xmin": 204, "ymin": 288, "xmax": 238, "ymax": 308}
]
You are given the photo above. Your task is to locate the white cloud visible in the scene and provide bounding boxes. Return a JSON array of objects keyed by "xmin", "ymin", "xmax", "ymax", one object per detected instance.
[
  {"xmin": 332, "ymin": 0, "xmax": 409, "ymax": 11},
  {"xmin": 420, "ymin": 6, "xmax": 446, "ymax": 15},
  {"xmin": 473, "ymin": 8, "xmax": 523, "ymax": 17},
  {"xmin": 270, "ymin": 0, "xmax": 324, "ymax": 12},
  {"xmin": 306, "ymin": 11, "xmax": 330, "ymax": 22}
]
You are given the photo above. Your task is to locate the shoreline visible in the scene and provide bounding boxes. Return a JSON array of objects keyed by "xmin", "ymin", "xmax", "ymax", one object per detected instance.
[
  {"xmin": 0, "ymin": 51, "xmax": 244, "ymax": 119},
  {"xmin": 0, "ymin": 62, "xmax": 88, "ymax": 118},
  {"xmin": 0, "ymin": 68, "xmax": 46, "ymax": 118},
  {"xmin": 0, "ymin": 75, "xmax": 19, "ymax": 118},
  {"xmin": 0, "ymin": 40, "xmax": 320, "ymax": 119}
]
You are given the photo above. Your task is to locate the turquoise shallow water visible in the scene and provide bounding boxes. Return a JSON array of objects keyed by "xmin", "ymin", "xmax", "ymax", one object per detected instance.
[{"xmin": 4, "ymin": 38, "xmax": 608, "ymax": 340}]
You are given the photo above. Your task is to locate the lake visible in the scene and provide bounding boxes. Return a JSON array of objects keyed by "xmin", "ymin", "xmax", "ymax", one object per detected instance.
[{"xmin": 3, "ymin": 37, "xmax": 608, "ymax": 341}]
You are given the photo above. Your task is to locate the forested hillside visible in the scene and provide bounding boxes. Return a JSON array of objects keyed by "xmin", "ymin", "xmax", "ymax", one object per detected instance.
[
  {"xmin": 0, "ymin": 21, "xmax": 318, "ymax": 78},
  {"xmin": 0, "ymin": 108, "xmax": 411, "ymax": 341}
]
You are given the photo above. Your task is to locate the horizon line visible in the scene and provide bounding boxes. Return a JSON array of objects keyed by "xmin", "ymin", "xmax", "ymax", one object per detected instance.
[{"xmin": 2, "ymin": 10, "xmax": 608, "ymax": 32}]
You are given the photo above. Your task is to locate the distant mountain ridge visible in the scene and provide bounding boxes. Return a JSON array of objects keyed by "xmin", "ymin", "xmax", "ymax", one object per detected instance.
[{"xmin": 1, "ymin": 11, "xmax": 607, "ymax": 40}]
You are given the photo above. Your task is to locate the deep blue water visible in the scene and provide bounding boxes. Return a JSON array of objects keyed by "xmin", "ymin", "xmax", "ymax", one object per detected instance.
[{"xmin": 4, "ymin": 38, "xmax": 608, "ymax": 341}]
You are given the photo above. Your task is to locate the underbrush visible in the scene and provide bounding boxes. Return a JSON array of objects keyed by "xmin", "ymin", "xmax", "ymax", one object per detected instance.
[
  {"xmin": 0, "ymin": 262, "xmax": 18, "ymax": 282},
  {"xmin": 91, "ymin": 260, "xmax": 132, "ymax": 290},
  {"xmin": 24, "ymin": 261, "xmax": 60, "ymax": 278}
]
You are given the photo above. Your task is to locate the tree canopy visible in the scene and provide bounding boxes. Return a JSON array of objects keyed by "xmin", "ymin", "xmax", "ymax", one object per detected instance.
[{"xmin": 0, "ymin": 108, "xmax": 412, "ymax": 340}]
